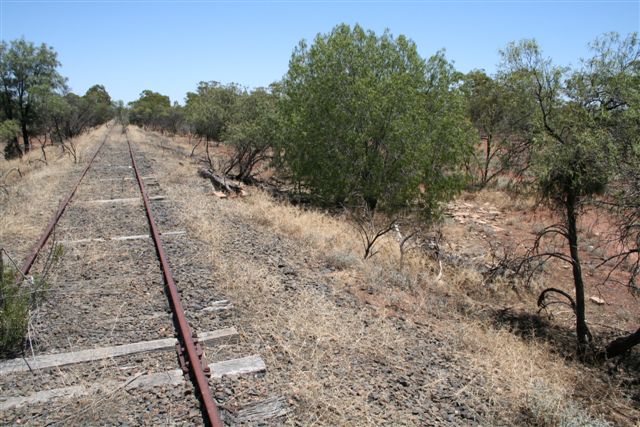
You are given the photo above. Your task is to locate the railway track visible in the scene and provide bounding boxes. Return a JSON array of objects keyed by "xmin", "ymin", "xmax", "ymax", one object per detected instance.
[{"xmin": 0, "ymin": 124, "xmax": 265, "ymax": 425}]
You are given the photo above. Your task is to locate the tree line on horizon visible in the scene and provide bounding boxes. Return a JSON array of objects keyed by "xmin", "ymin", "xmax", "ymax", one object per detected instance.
[
  {"xmin": 1, "ymin": 25, "xmax": 638, "ymax": 358},
  {"xmin": 0, "ymin": 38, "xmax": 115, "ymax": 160}
]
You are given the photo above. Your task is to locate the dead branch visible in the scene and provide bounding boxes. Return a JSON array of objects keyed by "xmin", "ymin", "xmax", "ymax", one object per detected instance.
[
  {"xmin": 198, "ymin": 168, "xmax": 244, "ymax": 195},
  {"xmin": 346, "ymin": 203, "xmax": 397, "ymax": 260},
  {"xmin": 602, "ymin": 327, "xmax": 640, "ymax": 359},
  {"xmin": 60, "ymin": 139, "xmax": 78, "ymax": 163},
  {"xmin": 537, "ymin": 287, "xmax": 593, "ymax": 341},
  {"xmin": 537, "ymin": 287, "xmax": 576, "ymax": 313},
  {"xmin": 205, "ymin": 140, "xmax": 214, "ymax": 169},
  {"xmin": 190, "ymin": 137, "xmax": 203, "ymax": 157},
  {"xmin": 4, "ymin": 168, "xmax": 22, "ymax": 179},
  {"xmin": 396, "ymin": 226, "xmax": 419, "ymax": 269},
  {"xmin": 28, "ymin": 158, "xmax": 47, "ymax": 167},
  {"xmin": 481, "ymin": 234, "xmax": 510, "ymax": 283}
]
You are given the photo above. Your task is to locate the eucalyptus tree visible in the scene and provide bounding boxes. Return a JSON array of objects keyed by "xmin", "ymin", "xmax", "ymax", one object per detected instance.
[
  {"xmin": 223, "ymin": 86, "xmax": 279, "ymax": 182},
  {"xmin": 31, "ymin": 85, "xmax": 114, "ymax": 153},
  {"xmin": 0, "ymin": 38, "xmax": 65, "ymax": 157},
  {"xmin": 462, "ymin": 70, "xmax": 536, "ymax": 186},
  {"xmin": 84, "ymin": 84, "xmax": 114, "ymax": 127},
  {"xmin": 184, "ymin": 82, "xmax": 242, "ymax": 142},
  {"xmin": 278, "ymin": 24, "xmax": 474, "ymax": 218},
  {"xmin": 128, "ymin": 90, "xmax": 172, "ymax": 131},
  {"xmin": 500, "ymin": 32, "xmax": 639, "ymax": 357}
]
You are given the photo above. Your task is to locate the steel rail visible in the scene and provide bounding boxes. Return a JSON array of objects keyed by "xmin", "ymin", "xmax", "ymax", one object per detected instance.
[
  {"xmin": 20, "ymin": 127, "xmax": 113, "ymax": 277},
  {"xmin": 125, "ymin": 136, "xmax": 224, "ymax": 427}
]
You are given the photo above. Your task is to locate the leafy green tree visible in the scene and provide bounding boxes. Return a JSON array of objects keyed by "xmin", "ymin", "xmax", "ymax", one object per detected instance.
[
  {"xmin": 184, "ymin": 81, "xmax": 241, "ymax": 142},
  {"xmin": 0, "ymin": 119, "xmax": 20, "ymax": 158},
  {"xmin": 0, "ymin": 38, "xmax": 65, "ymax": 157},
  {"xmin": 223, "ymin": 87, "xmax": 279, "ymax": 182},
  {"xmin": 128, "ymin": 90, "xmax": 171, "ymax": 131},
  {"xmin": 32, "ymin": 86, "xmax": 113, "ymax": 152},
  {"xmin": 114, "ymin": 100, "xmax": 128, "ymax": 126},
  {"xmin": 129, "ymin": 91, "xmax": 184, "ymax": 134},
  {"xmin": 501, "ymin": 33, "xmax": 639, "ymax": 357},
  {"xmin": 278, "ymin": 24, "xmax": 473, "ymax": 217},
  {"xmin": 462, "ymin": 70, "xmax": 535, "ymax": 186},
  {"xmin": 84, "ymin": 84, "xmax": 114, "ymax": 126}
]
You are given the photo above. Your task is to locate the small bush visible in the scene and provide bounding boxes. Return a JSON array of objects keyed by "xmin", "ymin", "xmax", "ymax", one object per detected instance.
[
  {"xmin": 365, "ymin": 264, "xmax": 421, "ymax": 290},
  {"xmin": 0, "ymin": 265, "xmax": 29, "ymax": 357},
  {"xmin": 528, "ymin": 379, "xmax": 611, "ymax": 427},
  {"xmin": 325, "ymin": 251, "xmax": 360, "ymax": 270}
]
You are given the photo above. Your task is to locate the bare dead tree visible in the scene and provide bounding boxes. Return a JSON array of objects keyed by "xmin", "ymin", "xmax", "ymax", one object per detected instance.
[
  {"xmin": 190, "ymin": 136, "xmax": 203, "ymax": 157},
  {"xmin": 32, "ymin": 134, "xmax": 48, "ymax": 165},
  {"xmin": 346, "ymin": 202, "xmax": 397, "ymax": 260},
  {"xmin": 60, "ymin": 138, "xmax": 78, "ymax": 163},
  {"xmin": 204, "ymin": 140, "xmax": 214, "ymax": 170},
  {"xmin": 395, "ymin": 223, "xmax": 419, "ymax": 269},
  {"xmin": 4, "ymin": 167, "xmax": 22, "ymax": 179}
]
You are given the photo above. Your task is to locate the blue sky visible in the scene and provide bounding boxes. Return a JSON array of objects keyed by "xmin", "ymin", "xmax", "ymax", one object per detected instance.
[{"xmin": 1, "ymin": 1, "xmax": 638, "ymax": 104}]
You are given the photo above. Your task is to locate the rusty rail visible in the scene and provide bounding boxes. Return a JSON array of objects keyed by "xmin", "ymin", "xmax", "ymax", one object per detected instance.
[
  {"xmin": 125, "ymin": 135, "xmax": 224, "ymax": 427},
  {"xmin": 20, "ymin": 128, "xmax": 112, "ymax": 276}
]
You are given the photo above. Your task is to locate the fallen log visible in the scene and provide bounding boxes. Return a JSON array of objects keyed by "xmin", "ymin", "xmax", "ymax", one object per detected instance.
[
  {"xmin": 603, "ymin": 327, "xmax": 640, "ymax": 359},
  {"xmin": 198, "ymin": 168, "xmax": 245, "ymax": 196},
  {"xmin": 256, "ymin": 182, "xmax": 312, "ymax": 205}
]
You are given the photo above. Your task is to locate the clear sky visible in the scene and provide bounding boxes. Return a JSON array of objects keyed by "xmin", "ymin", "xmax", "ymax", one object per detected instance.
[{"xmin": 1, "ymin": 1, "xmax": 638, "ymax": 104}]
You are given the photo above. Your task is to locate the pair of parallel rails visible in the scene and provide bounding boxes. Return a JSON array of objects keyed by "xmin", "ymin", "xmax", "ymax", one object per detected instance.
[{"xmin": 18, "ymin": 128, "xmax": 224, "ymax": 427}]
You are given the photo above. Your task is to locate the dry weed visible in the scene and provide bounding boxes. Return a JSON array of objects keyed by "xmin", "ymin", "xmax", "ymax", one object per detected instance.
[
  {"xmin": 0, "ymin": 126, "xmax": 109, "ymax": 252},
  {"xmin": 527, "ymin": 379, "xmax": 613, "ymax": 427}
]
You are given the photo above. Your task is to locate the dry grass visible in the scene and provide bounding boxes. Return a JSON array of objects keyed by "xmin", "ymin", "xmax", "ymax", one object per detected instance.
[
  {"xmin": 452, "ymin": 321, "xmax": 579, "ymax": 424},
  {"xmin": 0, "ymin": 126, "xmax": 109, "ymax": 256},
  {"xmin": 215, "ymin": 261, "xmax": 409, "ymax": 425},
  {"xmin": 460, "ymin": 187, "xmax": 535, "ymax": 212},
  {"xmin": 130, "ymin": 127, "xmax": 638, "ymax": 426},
  {"xmin": 229, "ymin": 190, "xmax": 634, "ymax": 425}
]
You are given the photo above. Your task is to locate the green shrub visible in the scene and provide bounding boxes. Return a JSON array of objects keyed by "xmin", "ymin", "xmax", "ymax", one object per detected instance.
[{"xmin": 0, "ymin": 265, "xmax": 29, "ymax": 357}]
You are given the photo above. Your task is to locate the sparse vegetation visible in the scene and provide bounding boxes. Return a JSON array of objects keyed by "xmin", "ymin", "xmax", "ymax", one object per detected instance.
[
  {"xmin": 527, "ymin": 379, "xmax": 612, "ymax": 427},
  {"xmin": 1, "ymin": 19, "xmax": 638, "ymax": 426},
  {"xmin": 0, "ymin": 254, "xmax": 29, "ymax": 356},
  {"xmin": 0, "ymin": 243, "xmax": 58, "ymax": 357}
]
